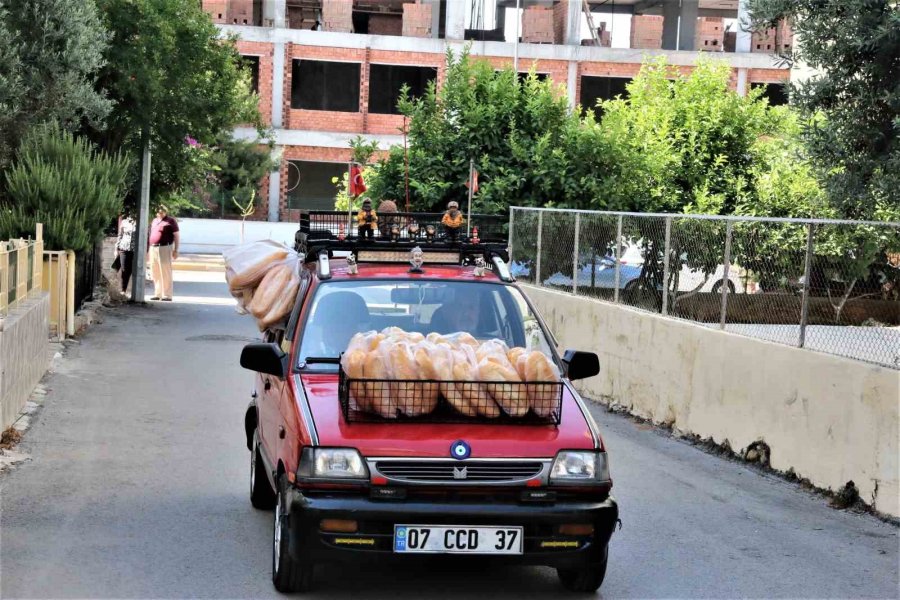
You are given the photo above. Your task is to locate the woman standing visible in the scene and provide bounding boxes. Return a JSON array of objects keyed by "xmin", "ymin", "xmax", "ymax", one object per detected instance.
[{"xmin": 116, "ymin": 215, "xmax": 137, "ymax": 295}]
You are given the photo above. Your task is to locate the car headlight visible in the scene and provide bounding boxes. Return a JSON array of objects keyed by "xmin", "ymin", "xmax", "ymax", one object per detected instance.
[
  {"xmin": 298, "ymin": 447, "xmax": 368, "ymax": 479},
  {"xmin": 550, "ymin": 451, "xmax": 610, "ymax": 483}
]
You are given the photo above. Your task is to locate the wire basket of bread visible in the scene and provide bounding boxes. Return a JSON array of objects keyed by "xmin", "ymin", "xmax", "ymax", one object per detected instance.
[
  {"xmin": 223, "ymin": 240, "xmax": 302, "ymax": 331},
  {"xmin": 338, "ymin": 328, "xmax": 563, "ymax": 424}
]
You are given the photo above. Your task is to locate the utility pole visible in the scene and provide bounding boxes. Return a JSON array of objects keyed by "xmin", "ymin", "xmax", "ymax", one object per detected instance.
[{"xmin": 131, "ymin": 129, "xmax": 151, "ymax": 303}]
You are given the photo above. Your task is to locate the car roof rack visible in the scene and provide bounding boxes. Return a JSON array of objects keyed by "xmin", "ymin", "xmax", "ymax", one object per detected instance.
[{"xmin": 294, "ymin": 211, "xmax": 514, "ymax": 281}]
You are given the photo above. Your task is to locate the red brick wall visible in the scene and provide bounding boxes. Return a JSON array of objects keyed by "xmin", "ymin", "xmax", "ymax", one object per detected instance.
[
  {"xmin": 553, "ymin": 0, "xmax": 568, "ymax": 44},
  {"xmin": 521, "ymin": 6, "xmax": 554, "ymax": 44},
  {"xmin": 369, "ymin": 14, "xmax": 403, "ymax": 36},
  {"xmin": 695, "ymin": 17, "xmax": 724, "ymax": 51},
  {"xmin": 202, "ymin": 0, "xmax": 228, "ymax": 23},
  {"xmin": 402, "ymin": 2, "xmax": 432, "ymax": 38},
  {"xmin": 630, "ymin": 15, "xmax": 663, "ymax": 49},
  {"xmin": 752, "ymin": 20, "xmax": 792, "ymax": 53},
  {"xmin": 748, "ymin": 68, "xmax": 789, "ymax": 84},
  {"xmin": 322, "ymin": 0, "xmax": 353, "ymax": 33},
  {"xmin": 227, "ymin": 0, "xmax": 254, "ymax": 25},
  {"xmin": 236, "ymin": 40, "xmax": 273, "ymax": 126}
]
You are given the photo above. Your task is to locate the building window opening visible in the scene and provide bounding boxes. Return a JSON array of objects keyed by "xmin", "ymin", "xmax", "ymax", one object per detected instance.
[
  {"xmin": 286, "ymin": 161, "xmax": 348, "ymax": 211},
  {"xmin": 291, "ymin": 60, "xmax": 361, "ymax": 112},
  {"xmin": 368, "ymin": 64, "xmax": 437, "ymax": 115},
  {"xmin": 242, "ymin": 55, "xmax": 260, "ymax": 94},
  {"xmin": 580, "ymin": 76, "xmax": 632, "ymax": 119}
]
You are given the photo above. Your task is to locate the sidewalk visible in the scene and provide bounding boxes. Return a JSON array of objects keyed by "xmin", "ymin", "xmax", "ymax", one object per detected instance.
[{"xmin": 173, "ymin": 253, "xmax": 224, "ymax": 272}]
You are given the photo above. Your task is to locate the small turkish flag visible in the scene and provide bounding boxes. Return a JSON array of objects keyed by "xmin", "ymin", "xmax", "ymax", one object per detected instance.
[
  {"xmin": 349, "ymin": 165, "xmax": 366, "ymax": 197},
  {"xmin": 465, "ymin": 169, "xmax": 479, "ymax": 195}
]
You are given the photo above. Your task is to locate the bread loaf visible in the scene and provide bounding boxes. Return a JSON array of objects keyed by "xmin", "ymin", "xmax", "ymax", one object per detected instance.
[
  {"xmin": 248, "ymin": 264, "xmax": 291, "ymax": 319},
  {"xmin": 364, "ymin": 350, "xmax": 398, "ymax": 418},
  {"xmin": 523, "ymin": 351, "xmax": 561, "ymax": 418},
  {"xmin": 424, "ymin": 344, "xmax": 476, "ymax": 416},
  {"xmin": 478, "ymin": 355, "xmax": 529, "ymax": 417},
  {"xmin": 260, "ymin": 271, "xmax": 300, "ymax": 329},
  {"xmin": 452, "ymin": 347, "xmax": 499, "ymax": 417},
  {"xmin": 387, "ymin": 342, "xmax": 435, "ymax": 417},
  {"xmin": 507, "ymin": 347, "xmax": 528, "ymax": 378},
  {"xmin": 341, "ymin": 349, "xmax": 369, "ymax": 411},
  {"xmin": 229, "ymin": 248, "xmax": 290, "ymax": 289}
]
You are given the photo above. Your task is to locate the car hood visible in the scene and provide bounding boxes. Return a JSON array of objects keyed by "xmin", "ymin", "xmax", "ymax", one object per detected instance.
[{"xmin": 297, "ymin": 374, "xmax": 597, "ymax": 459}]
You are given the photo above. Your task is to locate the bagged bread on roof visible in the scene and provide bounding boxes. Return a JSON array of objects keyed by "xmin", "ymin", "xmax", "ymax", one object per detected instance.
[
  {"xmin": 476, "ymin": 342, "xmax": 528, "ymax": 417},
  {"xmin": 522, "ymin": 350, "xmax": 561, "ymax": 418},
  {"xmin": 248, "ymin": 261, "xmax": 301, "ymax": 330},
  {"xmin": 224, "ymin": 240, "xmax": 293, "ymax": 291},
  {"xmin": 453, "ymin": 345, "xmax": 500, "ymax": 417}
]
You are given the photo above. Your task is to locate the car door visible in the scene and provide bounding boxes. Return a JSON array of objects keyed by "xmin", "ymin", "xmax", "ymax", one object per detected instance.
[{"xmin": 257, "ymin": 329, "xmax": 285, "ymax": 470}]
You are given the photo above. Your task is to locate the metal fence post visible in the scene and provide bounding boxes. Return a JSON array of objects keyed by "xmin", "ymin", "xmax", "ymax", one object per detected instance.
[
  {"xmin": 508, "ymin": 208, "xmax": 515, "ymax": 264},
  {"xmin": 661, "ymin": 216, "xmax": 672, "ymax": 315},
  {"xmin": 799, "ymin": 223, "xmax": 815, "ymax": 348},
  {"xmin": 572, "ymin": 213, "xmax": 580, "ymax": 295},
  {"xmin": 535, "ymin": 211, "xmax": 543, "ymax": 286},
  {"xmin": 719, "ymin": 221, "xmax": 733, "ymax": 330},
  {"xmin": 614, "ymin": 215, "xmax": 623, "ymax": 303}
]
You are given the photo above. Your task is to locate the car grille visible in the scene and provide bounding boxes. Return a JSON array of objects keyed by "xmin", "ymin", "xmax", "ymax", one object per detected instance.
[{"xmin": 375, "ymin": 460, "xmax": 544, "ymax": 483}]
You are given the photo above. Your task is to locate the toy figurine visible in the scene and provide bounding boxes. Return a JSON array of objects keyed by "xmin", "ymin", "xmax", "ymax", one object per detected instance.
[
  {"xmin": 441, "ymin": 201, "xmax": 464, "ymax": 242},
  {"xmin": 356, "ymin": 197, "xmax": 378, "ymax": 240},
  {"xmin": 346, "ymin": 254, "xmax": 358, "ymax": 275},
  {"xmin": 409, "ymin": 246, "xmax": 425, "ymax": 273},
  {"xmin": 473, "ymin": 256, "xmax": 486, "ymax": 277}
]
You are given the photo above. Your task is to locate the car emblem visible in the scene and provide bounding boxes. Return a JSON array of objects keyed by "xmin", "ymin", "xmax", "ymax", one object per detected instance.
[
  {"xmin": 453, "ymin": 466, "xmax": 468, "ymax": 480},
  {"xmin": 450, "ymin": 440, "xmax": 471, "ymax": 460}
]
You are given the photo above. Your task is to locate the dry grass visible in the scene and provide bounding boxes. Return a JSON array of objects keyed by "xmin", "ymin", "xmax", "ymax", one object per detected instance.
[{"xmin": 0, "ymin": 426, "xmax": 22, "ymax": 450}]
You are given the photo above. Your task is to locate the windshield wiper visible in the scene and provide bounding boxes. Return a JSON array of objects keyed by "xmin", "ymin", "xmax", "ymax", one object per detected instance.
[{"xmin": 301, "ymin": 356, "xmax": 341, "ymax": 367}]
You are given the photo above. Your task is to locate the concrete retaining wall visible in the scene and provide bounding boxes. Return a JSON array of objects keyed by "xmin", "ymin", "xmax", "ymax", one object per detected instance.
[
  {"xmin": 525, "ymin": 285, "xmax": 900, "ymax": 517},
  {"xmin": 0, "ymin": 294, "xmax": 50, "ymax": 429},
  {"xmin": 178, "ymin": 218, "xmax": 298, "ymax": 254}
]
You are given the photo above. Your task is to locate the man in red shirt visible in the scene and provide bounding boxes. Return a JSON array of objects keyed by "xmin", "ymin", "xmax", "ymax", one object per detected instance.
[{"xmin": 148, "ymin": 205, "xmax": 180, "ymax": 300}]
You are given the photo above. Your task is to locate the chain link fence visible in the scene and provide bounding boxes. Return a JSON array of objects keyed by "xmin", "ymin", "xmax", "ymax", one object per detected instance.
[{"xmin": 510, "ymin": 207, "xmax": 900, "ymax": 369}]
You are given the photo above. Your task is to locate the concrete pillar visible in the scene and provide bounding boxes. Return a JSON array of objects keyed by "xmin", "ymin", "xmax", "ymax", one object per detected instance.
[
  {"xmin": 736, "ymin": 0, "xmax": 752, "ymax": 53},
  {"xmin": 427, "ymin": 0, "xmax": 441, "ymax": 38},
  {"xmin": 565, "ymin": 0, "xmax": 581, "ymax": 45},
  {"xmin": 662, "ymin": 0, "xmax": 698, "ymax": 51},
  {"xmin": 567, "ymin": 61, "xmax": 578, "ymax": 110},
  {"xmin": 736, "ymin": 68, "xmax": 748, "ymax": 96},
  {"xmin": 268, "ymin": 166, "xmax": 281, "ymax": 222},
  {"xmin": 263, "ymin": 0, "xmax": 286, "ymax": 28},
  {"xmin": 445, "ymin": 0, "xmax": 466, "ymax": 40},
  {"xmin": 271, "ymin": 41, "xmax": 285, "ymax": 128}
]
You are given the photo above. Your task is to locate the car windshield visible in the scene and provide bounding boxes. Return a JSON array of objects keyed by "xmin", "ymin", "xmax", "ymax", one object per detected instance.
[{"xmin": 297, "ymin": 280, "xmax": 556, "ymax": 368}]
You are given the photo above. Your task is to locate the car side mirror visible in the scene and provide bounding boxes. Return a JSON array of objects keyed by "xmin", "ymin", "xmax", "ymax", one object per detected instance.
[
  {"xmin": 562, "ymin": 350, "xmax": 600, "ymax": 381},
  {"xmin": 240, "ymin": 343, "xmax": 288, "ymax": 378}
]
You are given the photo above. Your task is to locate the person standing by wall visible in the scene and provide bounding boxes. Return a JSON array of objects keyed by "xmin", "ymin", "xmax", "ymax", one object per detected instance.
[
  {"xmin": 115, "ymin": 215, "xmax": 137, "ymax": 296},
  {"xmin": 148, "ymin": 205, "xmax": 179, "ymax": 301}
]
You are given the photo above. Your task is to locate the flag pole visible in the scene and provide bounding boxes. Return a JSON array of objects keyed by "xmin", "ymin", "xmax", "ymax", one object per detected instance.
[
  {"xmin": 348, "ymin": 160, "xmax": 354, "ymax": 236},
  {"xmin": 466, "ymin": 158, "xmax": 474, "ymax": 237}
]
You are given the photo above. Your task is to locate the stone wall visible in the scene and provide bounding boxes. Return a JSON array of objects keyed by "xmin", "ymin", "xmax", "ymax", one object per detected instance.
[{"xmin": 0, "ymin": 294, "xmax": 50, "ymax": 429}]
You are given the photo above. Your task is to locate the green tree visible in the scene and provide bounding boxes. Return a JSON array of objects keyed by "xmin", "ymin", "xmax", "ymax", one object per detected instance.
[
  {"xmin": 92, "ymin": 0, "xmax": 263, "ymax": 205},
  {"xmin": 0, "ymin": 0, "xmax": 110, "ymax": 175},
  {"xmin": 0, "ymin": 123, "xmax": 131, "ymax": 252},
  {"xmin": 748, "ymin": 0, "xmax": 900, "ymax": 216}
]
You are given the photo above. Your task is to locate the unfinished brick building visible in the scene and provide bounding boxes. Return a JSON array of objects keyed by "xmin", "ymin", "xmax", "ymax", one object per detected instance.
[{"xmin": 204, "ymin": 0, "xmax": 791, "ymax": 221}]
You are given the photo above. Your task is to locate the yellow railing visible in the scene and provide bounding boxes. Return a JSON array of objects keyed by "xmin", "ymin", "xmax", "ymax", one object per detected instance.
[{"xmin": 0, "ymin": 224, "xmax": 44, "ymax": 318}]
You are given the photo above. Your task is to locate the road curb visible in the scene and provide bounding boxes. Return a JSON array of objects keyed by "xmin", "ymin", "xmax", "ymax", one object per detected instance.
[{"xmin": 174, "ymin": 263, "xmax": 225, "ymax": 272}]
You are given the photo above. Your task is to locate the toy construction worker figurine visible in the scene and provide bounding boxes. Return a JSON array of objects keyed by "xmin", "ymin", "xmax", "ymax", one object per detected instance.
[
  {"xmin": 441, "ymin": 201, "xmax": 464, "ymax": 242},
  {"xmin": 357, "ymin": 197, "xmax": 378, "ymax": 240}
]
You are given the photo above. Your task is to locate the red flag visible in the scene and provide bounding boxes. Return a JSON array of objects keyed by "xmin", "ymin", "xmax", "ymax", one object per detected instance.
[
  {"xmin": 465, "ymin": 169, "xmax": 479, "ymax": 195},
  {"xmin": 349, "ymin": 165, "xmax": 366, "ymax": 197}
]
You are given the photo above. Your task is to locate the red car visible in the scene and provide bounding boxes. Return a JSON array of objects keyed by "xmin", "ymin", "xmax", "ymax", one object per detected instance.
[{"xmin": 239, "ymin": 224, "xmax": 618, "ymax": 593}]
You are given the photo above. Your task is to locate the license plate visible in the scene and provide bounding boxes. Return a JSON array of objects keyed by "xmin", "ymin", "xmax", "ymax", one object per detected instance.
[{"xmin": 393, "ymin": 525, "xmax": 523, "ymax": 554}]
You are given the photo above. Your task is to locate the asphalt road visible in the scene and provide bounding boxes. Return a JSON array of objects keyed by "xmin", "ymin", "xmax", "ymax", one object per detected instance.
[{"xmin": 1, "ymin": 271, "xmax": 897, "ymax": 599}]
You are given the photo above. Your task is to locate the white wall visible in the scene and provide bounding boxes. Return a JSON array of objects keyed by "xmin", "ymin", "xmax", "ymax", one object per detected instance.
[
  {"xmin": 526, "ymin": 285, "xmax": 900, "ymax": 518},
  {"xmin": 178, "ymin": 218, "xmax": 299, "ymax": 254},
  {"xmin": 0, "ymin": 294, "xmax": 50, "ymax": 429}
]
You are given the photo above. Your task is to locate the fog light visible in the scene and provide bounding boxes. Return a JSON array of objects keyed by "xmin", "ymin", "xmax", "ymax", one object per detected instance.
[
  {"xmin": 558, "ymin": 523, "xmax": 594, "ymax": 536},
  {"xmin": 320, "ymin": 519, "xmax": 358, "ymax": 533}
]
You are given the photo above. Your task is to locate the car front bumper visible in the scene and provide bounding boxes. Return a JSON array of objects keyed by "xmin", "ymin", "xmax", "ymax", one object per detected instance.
[{"xmin": 284, "ymin": 487, "xmax": 618, "ymax": 569}]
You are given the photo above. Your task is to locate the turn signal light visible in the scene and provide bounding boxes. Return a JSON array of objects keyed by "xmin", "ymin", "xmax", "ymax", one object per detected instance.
[
  {"xmin": 558, "ymin": 523, "xmax": 594, "ymax": 536},
  {"xmin": 320, "ymin": 519, "xmax": 358, "ymax": 533}
]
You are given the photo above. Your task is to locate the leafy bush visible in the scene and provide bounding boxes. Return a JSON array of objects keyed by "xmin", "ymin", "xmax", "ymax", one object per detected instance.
[{"xmin": 0, "ymin": 124, "xmax": 131, "ymax": 251}]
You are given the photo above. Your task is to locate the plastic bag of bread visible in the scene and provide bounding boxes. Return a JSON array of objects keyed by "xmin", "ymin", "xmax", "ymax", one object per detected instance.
[
  {"xmin": 444, "ymin": 332, "xmax": 480, "ymax": 349},
  {"xmin": 507, "ymin": 347, "xmax": 528, "ymax": 378},
  {"xmin": 341, "ymin": 331, "xmax": 385, "ymax": 412},
  {"xmin": 415, "ymin": 341, "xmax": 475, "ymax": 417},
  {"xmin": 379, "ymin": 340, "xmax": 438, "ymax": 417},
  {"xmin": 380, "ymin": 327, "xmax": 424, "ymax": 344},
  {"xmin": 224, "ymin": 240, "xmax": 293, "ymax": 291},
  {"xmin": 451, "ymin": 345, "xmax": 499, "ymax": 417},
  {"xmin": 476, "ymin": 346, "xmax": 528, "ymax": 417},
  {"xmin": 362, "ymin": 345, "xmax": 399, "ymax": 418},
  {"xmin": 248, "ymin": 261, "xmax": 301, "ymax": 330},
  {"xmin": 475, "ymin": 339, "xmax": 510, "ymax": 363},
  {"xmin": 522, "ymin": 350, "xmax": 562, "ymax": 418}
]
